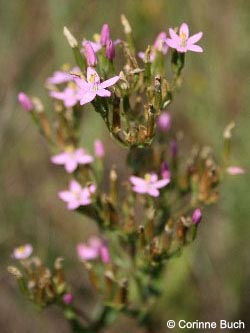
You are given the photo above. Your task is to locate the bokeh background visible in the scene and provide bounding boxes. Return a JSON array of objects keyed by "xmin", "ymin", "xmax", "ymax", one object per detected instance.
[{"xmin": 1, "ymin": 1, "xmax": 250, "ymax": 332}]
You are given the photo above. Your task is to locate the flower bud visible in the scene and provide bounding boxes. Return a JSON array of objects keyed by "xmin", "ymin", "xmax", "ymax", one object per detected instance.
[
  {"xmin": 161, "ymin": 161, "xmax": 171, "ymax": 179},
  {"xmin": 158, "ymin": 112, "xmax": 171, "ymax": 131},
  {"xmin": 170, "ymin": 139, "xmax": 178, "ymax": 157},
  {"xmin": 192, "ymin": 208, "xmax": 202, "ymax": 224},
  {"xmin": 63, "ymin": 293, "xmax": 73, "ymax": 305},
  {"xmin": 63, "ymin": 26, "xmax": 78, "ymax": 48},
  {"xmin": 226, "ymin": 166, "xmax": 245, "ymax": 175},
  {"xmin": 18, "ymin": 92, "xmax": 33, "ymax": 112},
  {"xmin": 100, "ymin": 24, "xmax": 110, "ymax": 46},
  {"xmin": 94, "ymin": 139, "xmax": 105, "ymax": 158},
  {"xmin": 106, "ymin": 39, "xmax": 115, "ymax": 60},
  {"xmin": 84, "ymin": 42, "xmax": 97, "ymax": 66}
]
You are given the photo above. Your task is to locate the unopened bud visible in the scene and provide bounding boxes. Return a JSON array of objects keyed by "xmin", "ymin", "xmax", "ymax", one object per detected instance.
[
  {"xmin": 106, "ymin": 39, "xmax": 115, "ymax": 60},
  {"xmin": 121, "ymin": 14, "xmax": 132, "ymax": 34},
  {"xmin": 158, "ymin": 112, "xmax": 171, "ymax": 132},
  {"xmin": 63, "ymin": 26, "xmax": 78, "ymax": 48},
  {"xmin": 18, "ymin": 92, "xmax": 33, "ymax": 112},
  {"xmin": 192, "ymin": 208, "xmax": 202, "ymax": 224},
  {"xmin": 63, "ymin": 293, "xmax": 73, "ymax": 305},
  {"xmin": 100, "ymin": 24, "xmax": 110, "ymax": 46},
  {"xmin": 161, "ymin": 161, "xmax": 171, "ymax": 179},
  {"xmin": 94, "ymin": 139, "xmax": 105, "ymax": 158},
  {"xmin": 84, "ymin": 42, "xmax": 97, "ymax": 66},
  {"xmin": 170, "ymin": 140, "xmax": 178, "ymax": 157}
]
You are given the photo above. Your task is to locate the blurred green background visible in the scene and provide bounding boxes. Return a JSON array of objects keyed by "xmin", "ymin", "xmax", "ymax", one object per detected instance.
[{"xmin": 1, "ymin": 0, "xmax": 250, "ymax": 332}]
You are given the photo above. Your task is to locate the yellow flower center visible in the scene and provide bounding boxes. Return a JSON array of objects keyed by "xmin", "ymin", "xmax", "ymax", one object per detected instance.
[
  {"xmin": 17, "ymin": 246, "xmax": 25, "ymax": 254},
  {"xmin": 65, "ymin": 145, "xmax": 75, "ymax": 153},
  {"xmin": 93, "ymin": 33, "xmax": 100, "ymax": 43},
  {"xmin": 144, "ymin": 173, "xmax": 151, "ymax": 182},
  {"xmin": 89, "ymin": 73, "xmax": 97, "ymax": 83},
  {"xmin": 180, "ymin": 32, "xmax": 187, "ymax": 47},
  {"xmin": 62, "ymin": 63, "xmax": 70, "ymax": 71}
]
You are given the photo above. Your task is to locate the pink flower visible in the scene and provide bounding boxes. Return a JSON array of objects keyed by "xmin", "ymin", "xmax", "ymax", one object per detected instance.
[
  {"xmin": 13, "ymin": 244, "xmax": 33, "ymax": 260},
  {"xmin": 63, "ymin": 293, "xmax": 73, "ymax": 305},
  {"xmin": 167, "ymin": 23, "xmax": 203, "ymax": 53},
  {"xmin": 130, "ymin": 173, "xmax": 170, "ymax": 197},
  {"xmin": 58, "ymin": 180, "xmax": 96, "ymax": 210},
  {"xmin": 51, "ymin": 148, "xmax": 94, "ymax": 173},
  {"xmin": 77, "ymin": 236, "xmax": 110, "ymax": 263},
  {"xmin": 50, "ymin": 87, "xmax": 80, "ymax": 108},
  {"xmin": 94, "ymin": 139, "xmax": 105, "ymax": 158},
  {"xmin": 84, "ymin": 42, "xmax": 97, "ymax": 67},
  {"xmin": 18, "ymin": 92, "xmax": 33, "ymax": 112},
  {"xmin": 74, "ymin": 67, "xmax": 120, "ymax": 105},
  {"xmin": 227, "ymin": 166, "xmax": 245, "ymax": 175},
  {"xmin": 100, "ymin": 24, "xmax": 110, "ymax": 46},
  {"xmin": 158, "ymin": 112, "xmax": 172, "ymax": 131},
  {"xmin": 46, "ymin": 67, "xmax": 80, "ymax": 85},
  {"xmin": 192, "ymin": 208, "xmax": 202, "ymax": 224},
  {"xmin": 138, "ymin": 32, "xmax": 168, "ymax": 62}
]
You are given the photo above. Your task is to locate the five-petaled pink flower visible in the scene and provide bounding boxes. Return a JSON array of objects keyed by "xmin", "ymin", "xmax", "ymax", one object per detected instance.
[
  {"xmin": 77, "ymin": 236, "xmax": 110, "ymax": 263},
  {"xmin": 59, "ymin": 180, "xmax": 96, "ymax": 210},
  {"xmin": 130, "ymin": 173, "xmax": 170, "ymax": 197},
  {"xmin": 50, "ymin": 86, "xmax": 80, "ymax": 108},
  {"xmin": 167, "ymin": 23, "xmax": 203, "ymax": 53},
  {"xmin": 74, "ymin": 67, "xmax": 120, "ymax": 105},
  {"xmin": 138, "ymin": 32, "xmax": 168, "ymax": 62},
  {"xmin": 51, "ymin": 148, "xmax": 94, "ymax": 173},
  {"xmin": 227, "ymin": 166, "xmax": 245, "ymax": 175},
  {"xmin": 13, "ymin": 244, "xmax": 33, "ymax": 260}
]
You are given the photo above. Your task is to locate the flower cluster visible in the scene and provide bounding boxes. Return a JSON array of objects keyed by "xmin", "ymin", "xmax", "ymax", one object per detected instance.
[{"xmin": 13, "ymin": 16, "xmax": 244, "ymax": 333}]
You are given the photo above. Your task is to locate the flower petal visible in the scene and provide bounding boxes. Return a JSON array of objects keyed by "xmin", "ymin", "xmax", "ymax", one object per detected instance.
[
  {"xmin": 77, "ymin": 244, "xmax": 99, "ymax": 260},
  {"xmin": 58, "ymin": 191, "xmax": 75, "ymax": 202},
  {"xmin": 50, "ymin": 91, "xmax": 65, "ymax": 100},
  {"xmin": 132, "ymin": 186, "xmax": 147, "ymax": 194},
  {"xmin": 80, "ymin": 91, "xmax": 96, "ymax": 105},
  {"xmin": 77, "ymin": 154, "xmax": 94, "ymax": 165},
  {"xmin": 65, "ymin": 159, "xmax": 78, "ymax": 173},
  {"xmin": 67, "ymin": 200, "xmax": 81, "ymax": 210},
  {"xmin": 147, "ymin": 188, "xmax": 160, "ymax": 197},
  {"xmin": 187, "ymin": 44, "xmax": 203, "ymax": 53},
  {"xmin": 180, "ymin": 23, "xmax": 189, "ymax": 38},
  {"xmin": 154, "ymin": 179, "xmax": 170, "ymax": 189},
  {"xmin": 100, "ymin": 246, "xmax": 110, "ymax": 263},
  {"xmin": 149, "ymin": 173, "xmax": 158, "ymax": 182},
  {"xmin": 87, "ymin": 67, "xmax": 100, "ymax": 84},
  {"xmin": 96, "ymin": 89, "xmax": 111, "ymax": 97},
  {"xmin": 166, "ymin": 38, "xmax": 179, "ymax": 49},
  {"xmin": 69, "ymin": 180, "xmax": 82, "ymax": 192},
  {"xmin": 74, "ymin": 77, "xmax": 91, "ymax": 90},
  {"xmin": 130, "ymin": 176, "xmax": 146, "ymax": 187},
  {"xmin": 169, "ymin": 28, "xmax": 179, "ymax": 41},
  {"xmin": 51, "ymin": 152, "xmax": 68, "ymax": 164},
  {"xmin": 46, "ymin": 71, "xmax": 72, "ymax": 85},
  {"xmin": 188, "ymin": 32, "xmax": 203, "ymax": 45},
  {"xmin": 99, "ymin": 76, "xmax": 120, "ymax": 89}
]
